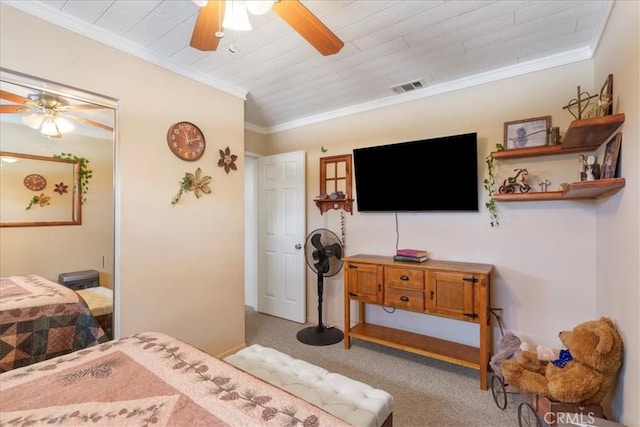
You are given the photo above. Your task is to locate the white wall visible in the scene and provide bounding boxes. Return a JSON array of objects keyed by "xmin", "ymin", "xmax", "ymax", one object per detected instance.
[
  {"xmin": 1, "ymin": 4, "xmax": 247, "ymax": 356},
  {"xmin": 592, "ymin": 1, "xmax": 640, "ymax": 425},
  {"xmin": 244, "ymin": 154, "xmax": 258, "ymax": 310},
  {"xmin": 268, "ymin": 61, "xmax": 596, "ymax": 344},
  {"xmin": 265, "ymin": 19, "xmax": 639, "ymax": 422}
]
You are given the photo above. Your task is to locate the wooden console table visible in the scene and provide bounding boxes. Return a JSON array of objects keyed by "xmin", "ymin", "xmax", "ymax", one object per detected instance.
[{"xmin": 343, "ymin": 254, "xmax": 493, "ymax": 390}]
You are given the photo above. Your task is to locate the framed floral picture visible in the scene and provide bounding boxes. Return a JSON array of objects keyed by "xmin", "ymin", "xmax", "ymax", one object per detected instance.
[
  {"xmin": 601, "ymin": 132, "xmax": 622, "ymax": 179},
  {"xmin": 504, "ymin": 116, "xmax": 551, "ymax": 149}
]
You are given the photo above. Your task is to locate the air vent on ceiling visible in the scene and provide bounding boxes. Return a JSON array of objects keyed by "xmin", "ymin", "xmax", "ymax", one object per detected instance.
[{"xmin": 391, "ymin": 80, "xmax": 425, "ymax": 94}]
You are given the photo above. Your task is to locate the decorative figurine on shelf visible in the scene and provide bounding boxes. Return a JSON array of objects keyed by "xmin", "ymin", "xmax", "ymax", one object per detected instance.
[
  {"xmin": 539, "ymin": 179, "xmax": 551, "ymax": 192},
  {"xmin": 579, "ymin": 154, "xmax": 587, "ymax": 181},
  {"xmin": 586, "ymin": 155, "xmax": 600, "ymax": 180},
  {"xmin": 563, "ymin": 85, "xmax": 599, "ymax": 120},
  {"xmin": 499, "ymin": 168, "xmax": 531, "ymax": 194}
]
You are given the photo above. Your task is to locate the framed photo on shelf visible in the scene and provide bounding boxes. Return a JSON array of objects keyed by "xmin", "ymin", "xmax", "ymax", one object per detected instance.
[
  {"xmin": 601, "ymin": 132, "xmax": 622, "ymax": 179},
  {"xmin": 504, "ymin": 116, "xmax": 551, "ymax": 149}
]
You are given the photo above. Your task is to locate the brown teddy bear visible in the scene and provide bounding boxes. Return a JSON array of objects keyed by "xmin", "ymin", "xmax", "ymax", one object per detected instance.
[{"xmin": 501, "ymin": 317, "xmax": 623, "ymax": 405}]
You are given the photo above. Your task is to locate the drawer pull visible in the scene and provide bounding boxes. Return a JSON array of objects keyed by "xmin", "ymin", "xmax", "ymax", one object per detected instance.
[
  {"xmin": 400, "ymin": 296, "xmax": 409, "ymax": 302},
  {"xmin": 400, "ymin": 275, "xmax": 409, "ymax": 281},
  {"xmin": 429, "ymin": 291, "xmax": 434, "ymax": 300},
  {"xmin": 463, "ymin": 276, "xmax": 478, "ymax": 283}
]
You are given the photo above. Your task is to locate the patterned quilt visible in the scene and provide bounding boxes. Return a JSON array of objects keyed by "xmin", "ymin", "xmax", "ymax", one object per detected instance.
[
  {"xmin": 0, "ymin": 332, "xmax": 351, "ymax": 426},
  {"xmin": 0, "ymin": 275, "xmax": 107, "ymax": 372}
]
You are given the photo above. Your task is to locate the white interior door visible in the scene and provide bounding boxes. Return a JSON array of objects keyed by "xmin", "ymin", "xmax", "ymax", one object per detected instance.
[{"xmin": 257, "ymin": 151, "xmax": 306, "ymax": 323}]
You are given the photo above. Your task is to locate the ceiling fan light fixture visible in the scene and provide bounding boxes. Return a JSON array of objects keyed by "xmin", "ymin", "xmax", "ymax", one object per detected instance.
[
  {"xmin": 40, "ymin": 118, "xmax": 61, "ymax": 137},
  {"xmin": 246, "ymin": 0, "xmax": 274, "ymax": 16},
  {"xmin": 223, "ymin": 0, "xmax": 252, "ymax": 31},
  {"xmin": 22, "ymin": 113, "xmax": 44, "ymax": 129},
  {"xmin": 53, "ymin": 116, "xmax": 74, "ymax": 134}
]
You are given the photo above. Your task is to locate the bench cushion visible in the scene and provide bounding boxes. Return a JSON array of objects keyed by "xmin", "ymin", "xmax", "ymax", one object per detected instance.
[{"xmin": 224, "ymin": 344, "xmax": 394, "ymax": 427}]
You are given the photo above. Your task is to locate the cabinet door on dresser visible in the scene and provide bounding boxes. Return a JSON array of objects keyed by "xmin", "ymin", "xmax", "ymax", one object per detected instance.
[
  {"xmin": 345, "ymin": 262, "xmax": 383, "ymax": 304},
  {"xmin": 426, "ymin": 271, "xmax": 480, "ymax": 322}
]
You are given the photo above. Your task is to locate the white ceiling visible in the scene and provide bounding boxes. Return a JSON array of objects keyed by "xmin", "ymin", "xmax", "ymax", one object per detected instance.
[{"xmin": 3, "ymin": 0, "xmax": 612, "ymax": 134}]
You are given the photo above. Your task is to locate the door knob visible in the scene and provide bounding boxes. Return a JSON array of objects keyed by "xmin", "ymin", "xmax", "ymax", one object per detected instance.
[{"xmin": 295, "ymin": 244, "xmax": 302, "ymax": 249}]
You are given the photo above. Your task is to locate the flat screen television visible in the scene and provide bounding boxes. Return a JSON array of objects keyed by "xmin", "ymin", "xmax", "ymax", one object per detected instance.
[{"xmin": 353, "ymin": 132, "xmax": 479, "ymax": 212}]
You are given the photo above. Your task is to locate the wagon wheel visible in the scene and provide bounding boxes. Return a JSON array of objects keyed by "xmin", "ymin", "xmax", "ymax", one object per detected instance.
[
  {"xmin": 518, "ymin": 402, "xmax": 542, "ymax": 427},
  {"xmin": 491, "ymin": 375, "xmax": 508, "ymax": 410}
]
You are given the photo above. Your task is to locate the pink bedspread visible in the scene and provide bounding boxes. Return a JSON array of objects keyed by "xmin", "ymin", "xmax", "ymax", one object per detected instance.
[
  {"xmin": 0, "ymin": 275, "xmax": 107, "ymax": 372},
  {"xmin": 0, "ymin": 332, "xmax": 350, "ymax": 426}
]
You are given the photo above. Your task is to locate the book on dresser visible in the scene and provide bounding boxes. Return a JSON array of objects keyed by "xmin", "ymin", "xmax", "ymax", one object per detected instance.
[
  {"xmin": 393, "ymin": 254, "xmax": 428, "ymax": 263},
  {"xmin": 396, "ymin": 248, "xmax": 428, "ymax": 257}
]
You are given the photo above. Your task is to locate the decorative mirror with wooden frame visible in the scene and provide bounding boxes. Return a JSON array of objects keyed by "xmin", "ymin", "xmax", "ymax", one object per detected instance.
[
  {"xmin": 314, "ymin": 154, "xmax": 353, "ymax": 214},
  {"xmin": 0, "ymin": 151, "xmax": 81, "ymax": 227}
]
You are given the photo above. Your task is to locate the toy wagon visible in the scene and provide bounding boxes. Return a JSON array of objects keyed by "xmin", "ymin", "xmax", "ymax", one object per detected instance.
[{"xmin": 488, "ymin": 311, "xmax": 605, "ymax": 426}]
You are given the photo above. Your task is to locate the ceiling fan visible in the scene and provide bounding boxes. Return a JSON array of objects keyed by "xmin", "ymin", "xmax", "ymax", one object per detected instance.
[
  {"xmin": 190, "ymin": 0, "xmax": 344, "ymax": 56},
  {"xmin": 0, "ymin": 90, "xmax": 113, "ymax": 138}
]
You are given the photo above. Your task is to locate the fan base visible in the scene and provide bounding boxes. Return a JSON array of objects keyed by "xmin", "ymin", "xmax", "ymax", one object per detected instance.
[{"xmin": 296, "ymin": 325, "xmax": 344, "ymax": 346}]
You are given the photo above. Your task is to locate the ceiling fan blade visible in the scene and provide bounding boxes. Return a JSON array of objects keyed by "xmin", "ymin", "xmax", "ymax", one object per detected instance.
[
  {"xmin": 0, "ymin": 105, "xmax": 31, "ymax": 114},
  {"xmin": 190, "ymin": 0, "xmax": 224, "ymax": 51},
  {"xmin": 272, "ymin": 0, "xmax": 344, "ymax": 56},
  {"xmin": 67, "ymin": 115, "xmax": 114, "ymax": 132},
  {"xmin": 0, "ymin": 90, "xmax": 33, "ymax": 106}
]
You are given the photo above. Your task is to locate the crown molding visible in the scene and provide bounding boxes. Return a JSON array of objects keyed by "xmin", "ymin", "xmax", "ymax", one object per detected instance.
[
  {"xmin": 263, "ymin": 47, "xmax": 593, "ymax": 134},
  {"xmin": 2, "ymin": 1, "xmax": 248, "ymax": 101}
]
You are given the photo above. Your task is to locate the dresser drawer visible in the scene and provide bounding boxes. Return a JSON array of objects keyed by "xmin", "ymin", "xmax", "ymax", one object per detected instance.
[
  {"xmin": 384, "ymin": 267, "xmax": 424, "ymax": 290},
  {"xmin": 384, "ymin": 286, "xmax": 424, "ymax": 311}
]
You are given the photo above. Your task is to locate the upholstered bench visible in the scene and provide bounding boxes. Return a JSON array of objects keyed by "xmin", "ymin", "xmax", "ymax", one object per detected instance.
[{"xmin": 224, "ymin": 344, "xmax": 394, "ymax": 427}]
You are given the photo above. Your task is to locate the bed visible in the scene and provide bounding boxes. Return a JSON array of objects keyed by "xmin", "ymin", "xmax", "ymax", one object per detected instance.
[
  {"xmin": 0, "ymin": 331, "xmax": 352, "ymax": 426},
  {"xmin": 0, "ymin": 275, "xmax": 108, "ymax": 372}
]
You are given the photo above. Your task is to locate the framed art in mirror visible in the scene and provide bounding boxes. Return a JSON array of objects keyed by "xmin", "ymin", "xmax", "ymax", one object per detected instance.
[{"xmin": 0, "ymin": 151, "xmax": 81, "ymax": 227}]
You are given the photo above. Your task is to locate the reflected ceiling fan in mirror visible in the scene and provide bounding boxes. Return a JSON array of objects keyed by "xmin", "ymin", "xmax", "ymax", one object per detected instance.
[
  {"xmin": 190, "ymin": 0, "xmax": 344, "ymax": 56},
  {"xmin": 0, "ymin": 90, "xmax": 113, "ymax": 138}
]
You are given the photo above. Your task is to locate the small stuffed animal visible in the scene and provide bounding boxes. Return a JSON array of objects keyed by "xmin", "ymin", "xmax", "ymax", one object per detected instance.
[
  {"xmin": 490, "ymin": 331, "xmax": 523, "ymax": 378},
  {"xmin": 502, "ymin": 317, "xmax": 623, "ymax": 405},
  {"xmin": 536, "ymin": 345, "xmax": 556, "ymax": 362}
]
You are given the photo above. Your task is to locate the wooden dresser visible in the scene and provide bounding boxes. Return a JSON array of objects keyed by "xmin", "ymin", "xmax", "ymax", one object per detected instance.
[{"xmin": 343, "ymin": 254, "xmax": 493, "ymax": 390}]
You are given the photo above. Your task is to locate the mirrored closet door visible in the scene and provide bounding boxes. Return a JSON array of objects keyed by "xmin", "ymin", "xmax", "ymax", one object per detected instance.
[{"xmin": 0, "ymin": 68, "xmax": 117, "ymax": 333}]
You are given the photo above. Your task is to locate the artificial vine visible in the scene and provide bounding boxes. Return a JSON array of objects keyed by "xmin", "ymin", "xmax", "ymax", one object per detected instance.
[
  {"xmin": 53, "ymin": 153, "xmax": 93, "ymax": 204},
  {"xmin": 171, "ymin": 173, "xmax": 194, "ymax": 206},
  {"xmin": 483, "ymin": 143, "xmax": 503, "ymax": 227},
  {"xmin": 171, "ymin": 168, "xmax": 212, "ymax": 205}
]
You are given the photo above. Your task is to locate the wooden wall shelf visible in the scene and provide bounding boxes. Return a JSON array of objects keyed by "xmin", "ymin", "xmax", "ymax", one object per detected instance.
[
  {"xmin": 492, "ymin": 178, "xmax": 625, "ymax": 202},
  {"xmin": 492, "ymin": 113, "xmax": 625, "ymax": 159},
  {"xmin": 492, "ymin": 144, "xmax": 594, "ymax": 159},
  {"xmin": 561, "ymin": 113, "xmax": 625, "ymax": 149},
  {"xmin": 314, "ymin": 198, "xmax": 354, "ymax": 214}
]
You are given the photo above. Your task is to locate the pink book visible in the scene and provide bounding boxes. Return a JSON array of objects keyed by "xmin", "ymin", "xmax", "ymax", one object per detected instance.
[{"xmin": 396, "ymin": 248, "xmax": 428, "ymax": 257}]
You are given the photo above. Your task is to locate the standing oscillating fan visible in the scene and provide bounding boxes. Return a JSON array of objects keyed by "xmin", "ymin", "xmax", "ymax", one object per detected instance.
[{"xmin": 297, "ymin": 228, "xmax": 344, "ymax": 346}]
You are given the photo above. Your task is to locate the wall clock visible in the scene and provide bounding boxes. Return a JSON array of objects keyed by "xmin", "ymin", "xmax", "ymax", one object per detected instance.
[
  {"xmin": 24, "ymin": 174, "xmax": 47, "ymax": 191},
  {"xmin": 167, "ymin": 121, "xmax": 206, "ymax": 161}
]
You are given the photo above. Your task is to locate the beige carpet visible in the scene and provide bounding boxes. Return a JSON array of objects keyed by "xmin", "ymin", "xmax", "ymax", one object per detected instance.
[{"xmin": 244, "ymin": 306, "xmax": 525, "ymax": 427}]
